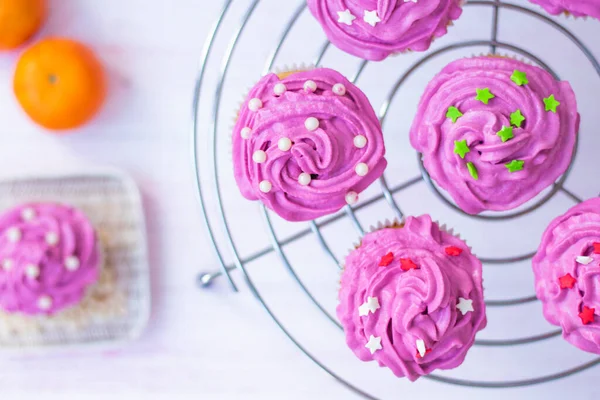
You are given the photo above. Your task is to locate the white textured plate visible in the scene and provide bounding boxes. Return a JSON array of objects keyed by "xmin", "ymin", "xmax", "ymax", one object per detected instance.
[{"xmin": 0, "ymin": 169, "xmax": 151, "ymax": 351}]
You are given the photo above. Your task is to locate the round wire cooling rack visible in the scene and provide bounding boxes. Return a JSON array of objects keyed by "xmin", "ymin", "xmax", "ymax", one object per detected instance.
[{"xmin": 192, "ymin": 0, "xmax": 600, "ymax": 398}]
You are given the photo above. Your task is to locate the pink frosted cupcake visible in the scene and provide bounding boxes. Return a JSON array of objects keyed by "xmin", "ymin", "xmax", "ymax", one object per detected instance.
[
  {"xmin": 528, "ymin": 0, "xmax": 600, "ymax": 20},
  {"xmin": 0, "ymin": 203, "xmax": 100, "ymax": 315},
  {"xmin": 307, "ymin": 0, "xmax": 464, "ymax": 61},
  {"xmin": 232, "ymin": 68, "xmax": 387, "ymax": 222},
  {"xmin": 533, "ymin": 198, "xmax": 600, "ymax": 354},
  {"xmin": 338, "ymin": 215, "xmax": 486, "ymax": 380},
  {"xmin": 410, "ymin": 56, "xmax": 579, "ymax": 214}
]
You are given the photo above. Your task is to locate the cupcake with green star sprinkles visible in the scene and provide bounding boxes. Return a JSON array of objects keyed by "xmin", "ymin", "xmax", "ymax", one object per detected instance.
[{"xmin": 409, "ymin": 56, "xmax": 579, "ymax": 214}]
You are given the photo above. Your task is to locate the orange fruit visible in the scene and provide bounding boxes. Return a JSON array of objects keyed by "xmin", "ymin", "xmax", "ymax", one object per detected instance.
[
  {"xmin": 0, "ymin": 0, "xmax": 46, "ymax": 50},
  {"xmin": 13, "ymin": 38, "xmax": 106, "ymax": 131}
]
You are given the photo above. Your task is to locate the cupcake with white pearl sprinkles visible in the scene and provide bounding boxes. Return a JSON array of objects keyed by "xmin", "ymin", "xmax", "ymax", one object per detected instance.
[
  {"xmin": 533, "ymin": 198, "xmax": 600, "ymax": 354},
  {"xmin": 307, "ymin": 0, "xmax": 464, "ymax": 61},
  {"xmin": 232, "ymin": 68, "xmax": 387, "ymax": 221},
  {"xmin": 0, "ymin": 203, "xmax": 101, "ymax": 316},
  {"xmin": 338, "ymin": 215, "xmax": 486, "ymax": 380},
  {"xmin": 409, "ymin": 56, "xmax": 579, "ymax": 214}
]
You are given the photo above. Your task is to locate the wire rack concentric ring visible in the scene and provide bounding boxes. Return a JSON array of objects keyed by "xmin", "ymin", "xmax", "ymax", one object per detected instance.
[{"xmin": 192, "ymin": 1, "xmax": 600, "ymax": 397}]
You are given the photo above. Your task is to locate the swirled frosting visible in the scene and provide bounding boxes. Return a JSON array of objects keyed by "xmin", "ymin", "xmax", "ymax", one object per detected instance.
[
  {"xmin": 337, "ymin": 215, "xmax": 486, "ymax": 380},
  {"xmin": 0, "ymin": 203, "xmax": 100, "ymax": 315},
  {"xmin": 529, "ymin": 0, "xmax": 600, "ymax": 19},
  {"xmin": 307, "ymin": 0, "xmax": 463, "ymax": 61},
  {"xmin": 410, "ymin": 57, "xmax": 579, "ymax": 214},
  {"xmin": 232, "ymin": 68, "xmax": 387, "ymax": 222},
  {"xmin": 533, "ymin": 198, "xmax": 600, "ymax": 354}
]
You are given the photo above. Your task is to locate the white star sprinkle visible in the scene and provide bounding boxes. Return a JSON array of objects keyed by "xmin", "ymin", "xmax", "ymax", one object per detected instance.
[
  {"xmin": 416, "ymin": 339, "xmax": 426, "ymax": 357},
  {"xmin": 456, "ymin": 297, "xmax": 474, "ymax": 315},
  {"xmin": 365, "ymin": 335, "xmax": 382, "ymax": 354},
  {"xmin": 576, "ymin": 256, "xmax": 593, "ymax": 265},
  {"xmin": 358, "ymin": 296, "xmax": 380, "ymax": 316},
  {"xmin": 337, "ymin": 9, "xmax": 356, "ymax": 26},
  {"xmin": 363, "ymin": 10, "xmax": 381, "ymax": 27}
]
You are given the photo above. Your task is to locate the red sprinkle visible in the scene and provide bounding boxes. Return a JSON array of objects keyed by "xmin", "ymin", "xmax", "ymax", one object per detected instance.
[
  {"xmin": 593, "ymin": 242, "xmax": 600, "ymax": 254},
  {"xmin": 415, "ymin": 349, "xmax": 432, "ymax": 359},
  {"xmin": 558, "ymin": 273, "xmax": 577, "ymax": 289},
  {"xmin": 445, "ymin": 246, "xmax": 463, "ymax": 256},
  {"xmin": 579, "ymin": 306, "xmax": 596, "ymax": 325},
  {"xmin": 379, "ymin": 252, "xmax": 394, "ymax": 267},
  {"xmin": 400, "ymin": 258, "xmax": 419, "ymax": 271}
]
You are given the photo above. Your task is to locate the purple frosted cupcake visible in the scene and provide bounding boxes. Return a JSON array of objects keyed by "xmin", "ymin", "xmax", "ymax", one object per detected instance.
[
  {"xmin": 533, "ymin": 198, "xmax": 600, "ymax": 354},
  {"xmin": 232, "ymin": 68, "xmax": 387, "ymax": 222},
  {"xmin": 337, "ymin": 215, "xmax": 486, "ymax": 380},
  {"xmin": 410, "ymin": 56, "xmax": 579, "ymax": 214},
  {"xmin": 528, "ymin": 0, "xmax": 600, "ymax": 20},
  {"xmin": 0, "ymin": 203, "xmax": 100, "ymax": 315},
  {"xmin": 307, "ymin": 0, "xmax": 464, "ymax": 61}
]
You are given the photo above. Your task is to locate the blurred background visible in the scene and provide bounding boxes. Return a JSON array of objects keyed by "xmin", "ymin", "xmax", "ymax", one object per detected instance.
[{"xmin": 0, "ymin": 0, "xmax": 599, "ymax": 399}]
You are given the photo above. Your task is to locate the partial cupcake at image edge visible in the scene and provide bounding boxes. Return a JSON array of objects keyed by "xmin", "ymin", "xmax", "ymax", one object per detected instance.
[
  {"xmin": 232, "ymin": 67, "xmax": 387, "ymax": 222},
  {"xmin": 307, "ymin": 0, "xmax": 464, "ymax": 61},
  {"xmin": 533, "ymin": 198, "xmax": 600, "ymax": 354},
  {"xmin": 528, "ymin": 0, "xmax": 600, "ymax": 20},
  {"xmin": 410, "ymin": 56, "xmax": 579, "ymax": 215},
  {"xmin": 0, "ymin": 202, "xmax": 123, "ymax": 338},
  {"xmin": 337, "ymin": 215, "xmax": 487, "ymax": 381}
]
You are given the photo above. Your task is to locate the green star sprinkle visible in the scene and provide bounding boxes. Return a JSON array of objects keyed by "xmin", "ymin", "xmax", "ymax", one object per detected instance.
[
  {"xmin": 454, "ymin": 140, "xmax": 470, "ymax": 159},
  {"xmin": 467, "ymin": 162, "xmax": 479, "ymax": 180},
  {"xmin": 446, "ymin": 106, "xmax": 463, "ymax": 123},
  {"xmin": 511, "ymin": 70, "xmax": 528, "ymax": 86},
  {"xmin": 506, "ymin": 160, "xmax": 525, "ymax": 173},
  {"xmin": 496, "ymin": 126, "xmax": 514, "ymax": 142},
  {"xmin": 475, "ymin": 88, "xmax": 495, "ymax": 104},
  {"xmin": 543, "ymin": 94, "xmax": 560, "ymax": 113},
  {"xmin": 510, "ymin": 109, "xmax": 525, "ymax": 127}
]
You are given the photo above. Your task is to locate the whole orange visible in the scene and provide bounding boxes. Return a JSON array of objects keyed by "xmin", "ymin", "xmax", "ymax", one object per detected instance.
[
  {"xmin": 14, "ymin": 38, "xmax": 106, "ymax": 131},
  {"xmin": 0, "ymin": 0, "xmax": 46, "ymax": 50}
]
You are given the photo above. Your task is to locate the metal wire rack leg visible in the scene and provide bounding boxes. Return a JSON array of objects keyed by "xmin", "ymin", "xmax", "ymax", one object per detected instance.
[{"xmin": 193, "ymin": 0, "xmax": 600, "ymax": 396}]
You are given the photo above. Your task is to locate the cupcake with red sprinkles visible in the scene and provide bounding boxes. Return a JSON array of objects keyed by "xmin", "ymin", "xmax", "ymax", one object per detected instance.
[
  {"xmin": 533, "ymin": 198, "xmax": 600, "ymax": 354},
  {"xmin": 337, "ymin": 215, "xmax": 487, "ymax": 380}
]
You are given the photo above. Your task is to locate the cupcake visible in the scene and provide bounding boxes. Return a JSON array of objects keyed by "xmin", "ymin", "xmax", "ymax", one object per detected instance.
[
  {"xmin": 0, "ymin": 203, "xmax": 100, "ymax": 315},
  {"xmin": 410, "ymin": 56, "xmax": 579, "ymax": 214},
  {"xmin": 232, "ymin": 68, "xmax": 387, "ymax": 222},
  {"xmin": 307, "ymin": 0, "xmax": 464, "ymax": 61},
  {"xmin": 337, "ymin": 215, "xmax": 486, "ymax": 380},
  {"xmin": 528, "ymin": 0, "xmax": 600, "ymax": 20},
  {"xmin": 533, "ymin": 198, "xmax": 600, "ymax": 354}
]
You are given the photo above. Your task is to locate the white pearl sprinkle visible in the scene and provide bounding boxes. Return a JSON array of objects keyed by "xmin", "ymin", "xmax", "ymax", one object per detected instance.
[
  {"xmin": 345, "ymin": 191, "xmax": 359, "ymax": 205},
  {"xmin": 46, "ymin": 232, "xmax": 59, "ymax": 246},
  {"xmin": 7, "ymin": 227, "xmax": 21, "ymax": 243},
  {"xmin": 240, "ymin": 127, "xmax": 252, "ymax": 139},
  {"xmin": 37, "ymin": 296, "xmax": 52, "ymax": 311},
  {"xmin": 354, "ymin": 135, "xmax": 367, "ymax": 148},
  {"xmin": 304, "ymin": 80, "xmax": 317, "ymax": 92},
  {"xmin": 356, "ymin": 163, "xmax": 369, "ymax": 176},
  {"xmin": 2, "ymin": 259, "xmax": 13, "ymax": 271},
  {"xmin": 65, "ymin": 256, "xmax": 80, "ymax": 271},
  {"xmin": 273, "ymin": 83, "xmax": 287, "ymax": 96},
  {"xmin": 278, "ymin": 137, "xmax": 292, "ymax": 151},
  {"xmin": 252, "ymin": 150, "xmax": 267, "ymax": 163},
  {"xmin": 248, "ymin": 98, "xmax": 263, "ymax": 112},
  {"xmin": 25, "ymin": 264, "xmax": 40, "ymax": 279},
  {"xmin": 305, "ymin": 117, "xmax": 319, "ymax": 131},
  {"xmin": 259, "ymin": 180, "xmax": 272, "ymax": 193},
  {"xmin": 298, "ymin": 173, "xmax": 312, "ymax": 186},
  {"xmin": 21, "ymin": 208, "xmax": 36, "ymax": 221},
  {"xmin": 332, "ymin": 83, "xmax": 346, "ymax": 96}
]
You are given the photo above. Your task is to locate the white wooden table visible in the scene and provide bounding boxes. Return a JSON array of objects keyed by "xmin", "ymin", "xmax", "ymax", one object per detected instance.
[{"xmin": 0, "ymin": 1, "xmax": 598, "ymax": 399}]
